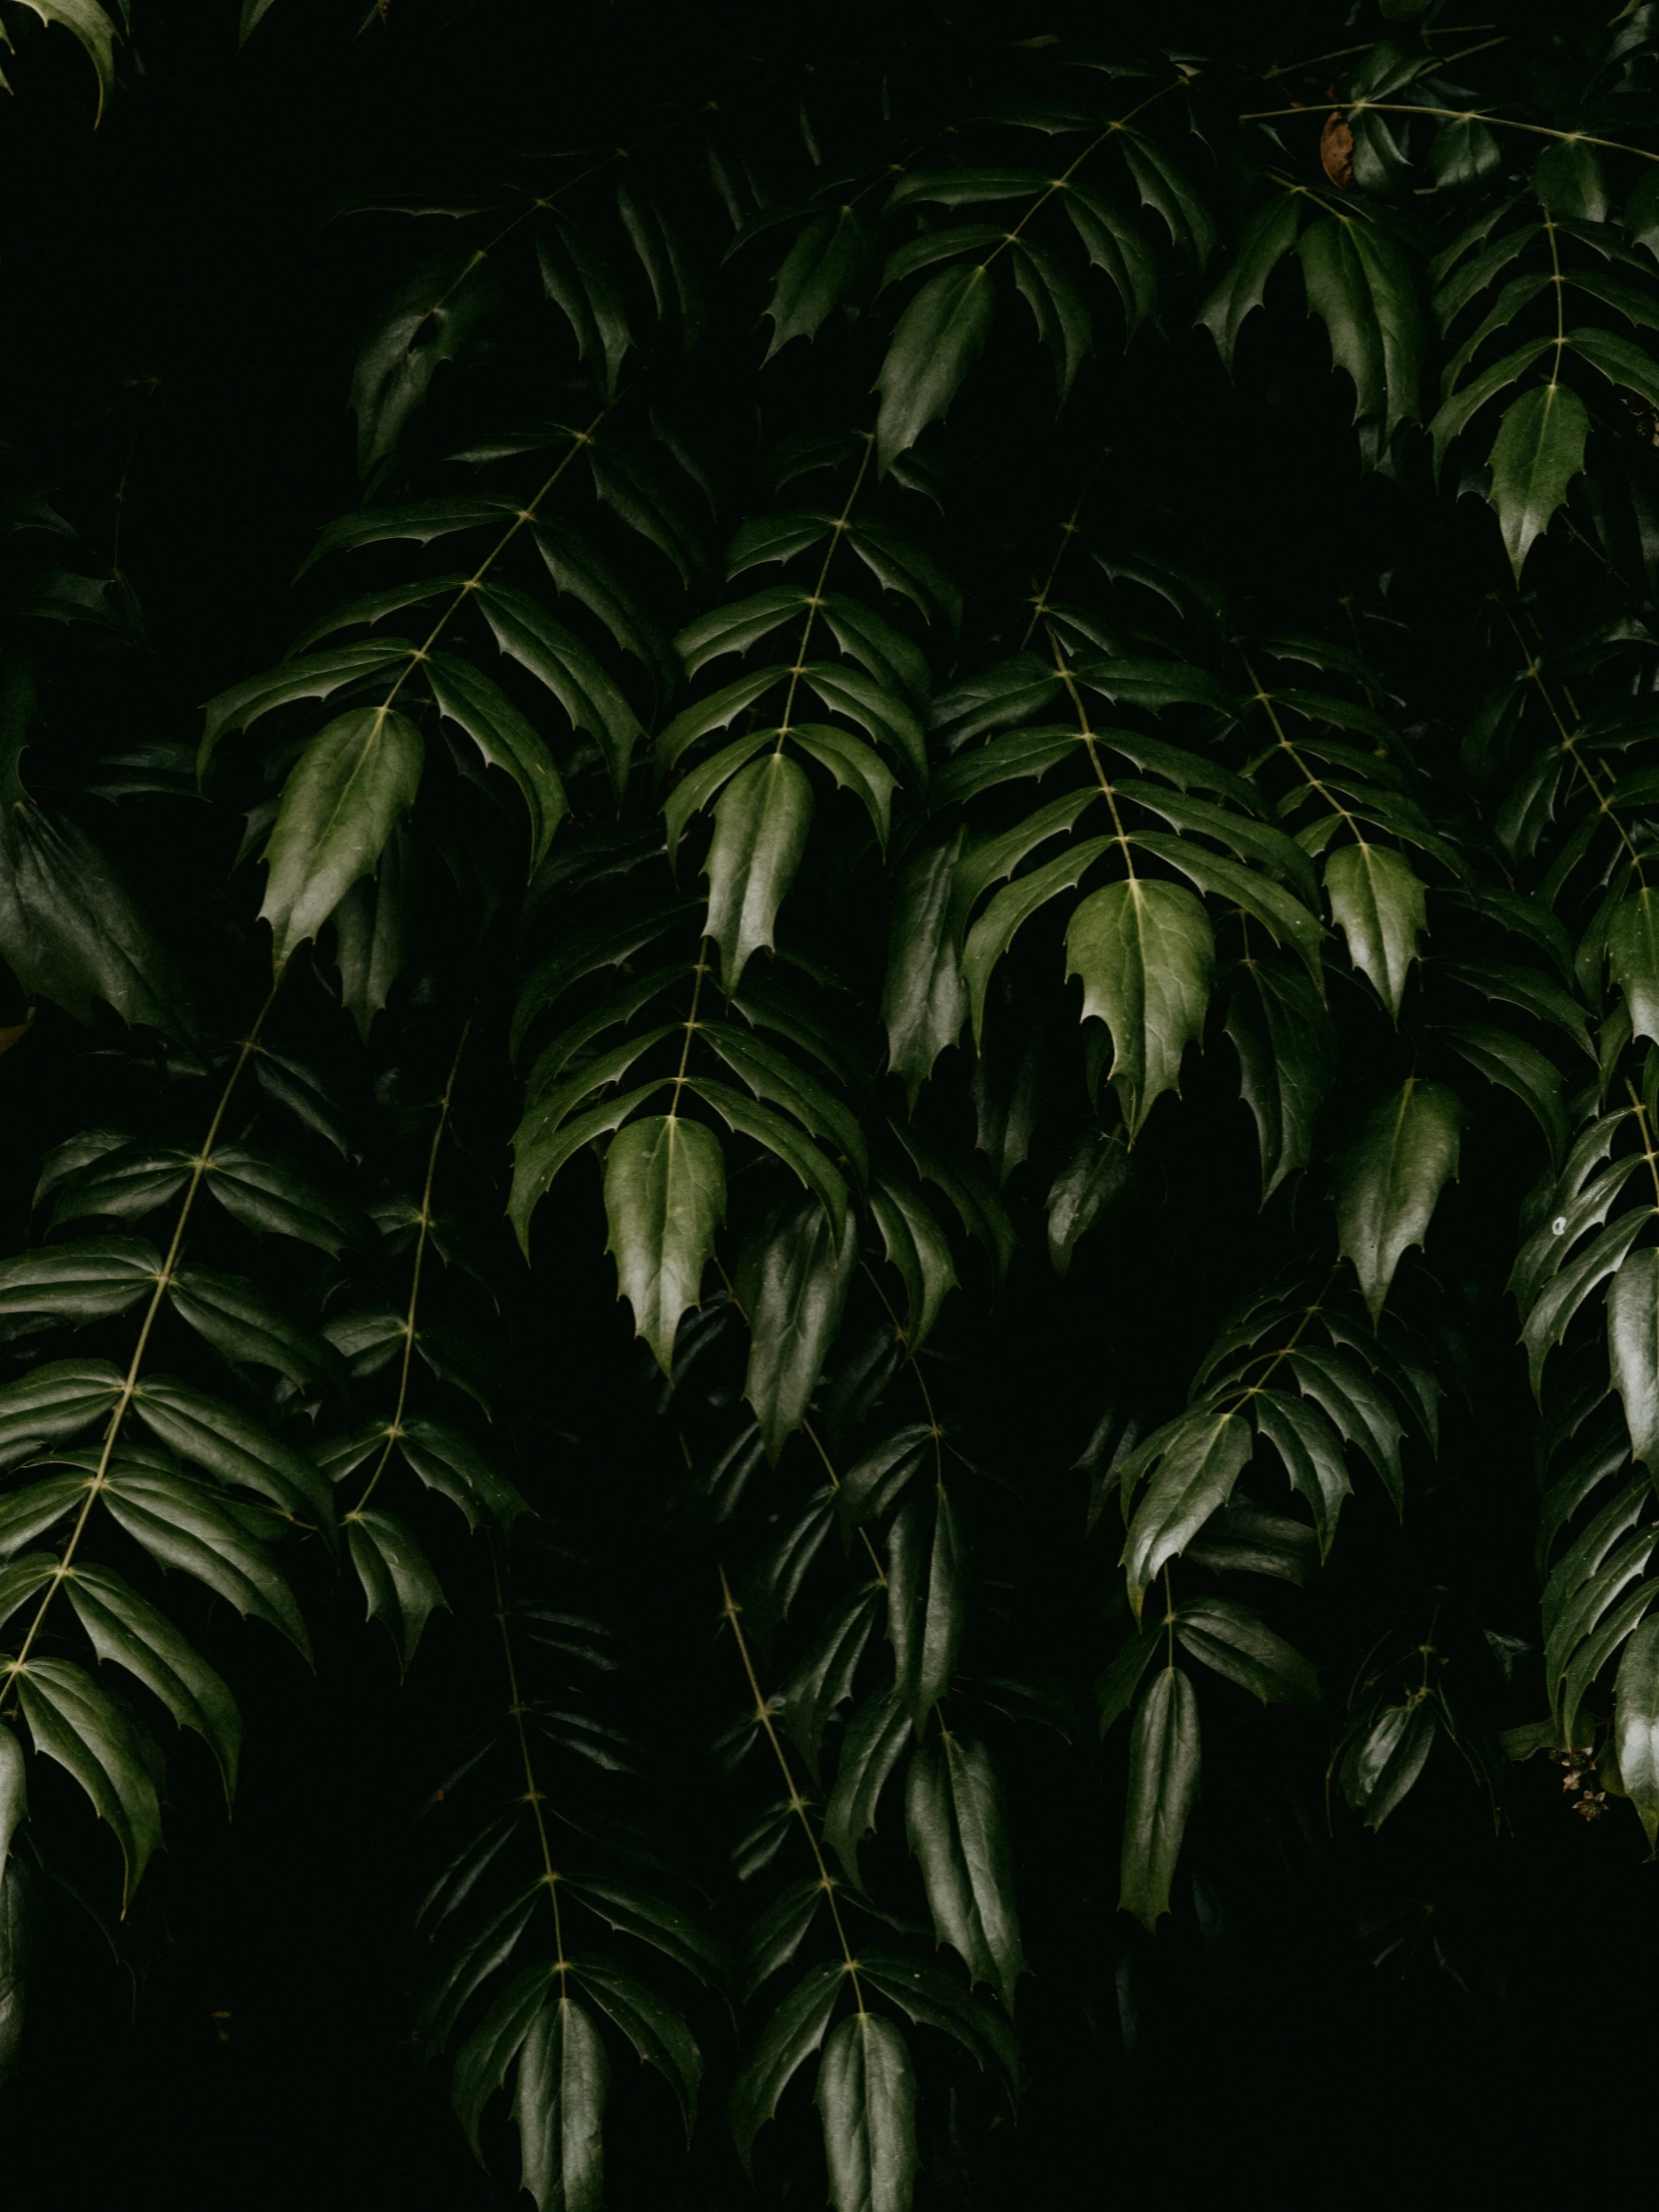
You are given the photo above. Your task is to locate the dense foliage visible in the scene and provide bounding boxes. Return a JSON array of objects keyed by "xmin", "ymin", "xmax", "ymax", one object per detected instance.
[{"xmin": 5, "ymin": 0, "xmax": 1659, "ymax": 2201}]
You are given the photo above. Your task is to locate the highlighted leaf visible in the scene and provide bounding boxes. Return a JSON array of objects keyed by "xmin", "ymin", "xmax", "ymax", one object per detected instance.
[
  {"xmin": 1065, "ymin": 878, "xmax": 1214, "ymax": 1138},
  {"xmin": 1325, "ymin": 841, "xmax": 1424, "ymax": 1018},
  {"xmin": 1487, "ymin": 381, "xmax": 1587, "ymax": 577},
  {"xmin": 1119, "ymin": 1666, "xmax": 1200, "ymax": 1930},
  {"xmin": 704, "ymin": 753, "xmax": 813, "ymax": 992},
  {"xmin": 873, "ymin": 265, "xmax": 995, "ymax": 472},
  {"xmin": 603, "ymin": 1115, "xmax": 726, "ymax": 1375},
  {"xmin": 1335, "ymin": 1079, "xmax": 1462, "ymax": 1323},
  {"xmin": 261, "ymin": 708, "xmax": 423, "ymax": 965},
  {"xmin": 816, "ymin": 2012, "xmax": 917, "ymax": 2212}
]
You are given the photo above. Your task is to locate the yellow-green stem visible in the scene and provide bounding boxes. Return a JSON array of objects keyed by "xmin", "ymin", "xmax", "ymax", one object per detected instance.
[
  {"xmin": 719, "ymin": 1563, "xmax": 864, "ymax": 2010},
  {"xmin": 349, "ymin": 1017, "xmax": 473, "ymax": 1518},
  {"xmin": 1, "ymin": 969, "xmax": 287, "ymax": 1706}
]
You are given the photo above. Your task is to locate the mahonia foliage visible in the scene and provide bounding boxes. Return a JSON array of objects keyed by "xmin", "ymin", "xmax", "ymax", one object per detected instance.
[{"xmin": 9, "ymin": 0, "xmax": 1659, "ymax": 2202}]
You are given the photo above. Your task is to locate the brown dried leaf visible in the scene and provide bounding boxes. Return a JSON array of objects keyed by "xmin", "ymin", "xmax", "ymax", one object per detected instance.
[{"xmin": 1320, "ymin": 112, "xmax": 1355, "ymax": 189}]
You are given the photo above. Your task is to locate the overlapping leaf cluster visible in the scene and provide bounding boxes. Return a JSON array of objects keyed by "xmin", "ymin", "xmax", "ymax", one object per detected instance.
[{"xmin": 9, "ymin": 4, "xmax": 1659, "ymax": 2205}]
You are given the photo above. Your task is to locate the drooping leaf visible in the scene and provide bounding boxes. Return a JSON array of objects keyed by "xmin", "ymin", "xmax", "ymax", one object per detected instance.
[
  {"xmin": 513, "ymin": 1995, "xmax": 609, "ymax": 2212},
  {"xmin": 729, "ymin": 1958, "xmax": 848, "ymax": 2174},
  {"xmin": 62, "ymin": 1564, "xmax": 243, "ymax": 1794},
  {"xmin": 816, "ymin": 2011, "xmax": 918, "ymax": 2212},
  {"xmin": 1487, "ymin": 381, "xmax": 1588, "ymax": 577},
  {"xmin": 883, "ymin": 836, "xmax": 967, "ymax": 1110},
  {"xmin": 1045, "ymin": 1122, "xmax": 1132, "ymax": 1274},
  {"xmin": 260, "ymin": 708, "xmax": 424, "ymax": 965},
  {"xmin": 1324, "ymin": 841, "xmax": 1424, "ymax": 1019},
  {"xmin": 1173, "ymin": 1596, "xmax": 1319, "ymax": 1708},
  {"xmin": 778, "ymin": 1582, "xmax": 882, "ymax": 1779},
  {"xmin": 1340, "ymin": 1701, "xmax": 1436, "ymax": 1830},
  {"xmin": 1198, "ymin": 195, "xmax": 1302, "ymax": 369},
  {"xmin": 704, "ymin": 753, "xmax": 813, "ymax": 992},
  {"xmin": 0, "ymin": 1238, "xmax": 159, "ymax": 1324},
  {"xmin": 1609, "ymin": 891, "xmax": 1659, "ymax": 1046},
  {"xmin": 0, "ymin": 806, "xmax": 196, "ymax": 1039},
  {"xmin": 0, "ymin": 1850, "xmax": 31, "ymax": 2090},
  {"xmin": 352, "ymin": 248, "xmax": 502, "ymax": 481},
  {"xmin": 346, "ymin": 1506, "xmax": 447, "ymax": 1674},
  {"xmin": 398, "ymin": 1416, "xmax": 528, "ymax": 1531},
  {"xmin": 1335, "ymin": 1080, "xmax": 1463, "ymax": 1324},
  {"xmin": 872, "ymin": 264, "xmax": 995, "ymax": 473},
  {"xmin": 904, "ymin": 1728, "xmax": 1026, "ymax": 2011},
  {"xmin": 743, "ymin": 1198, "xmax": 857, "ymax": 1461},
  {"xmin": 100, "ymin": 1464, "xmax": 308, "ymax": 1652},
  {"xmin": 1065, "ymin": 878, "xmax": 1214, "ymax": 1139},
  {"xmin": 1121, "ymin": 1410, "xmax": 1252, "ymax": 1619},
  {"xmin": 1609, "ymin": 1247, "xmax": 1659, "ymax": 1471},
  {"xmin": 205, "ymin": 1144, "xmax": 370, "ymax": 1256},
  {"xmin": 886, "ymin": 1487, "xmax": 967, "ymax": 1726},
  {"xmin": 1254, "ymin": 1390, "xmax": 1352, "ymax": 1558},
  {"xmin": 1225, "ymin": 955, "xmax": 1336, "ymax": 1199},
  {"xmin": 824, "ymin": 1689, "xmax": 913, "ymax": 1888},
  {"xmin": 423, "ymin": 652, "xmax": 570, "ymax": 870},
  {"xmin": 1119, "ymin": 1665, "xmax": 1200, "ymax": 1931},
  {"xmin": 168, "ymin": 1266, "xmax": 347, "ymax": 1399},
  {"xmin": 565, "ymin": 1952, "xmax": 701, "ymax": 2132},
  {"xmin": 1441, "ymin": 1022, "xmax": 1567, "ymax": 1163},
  {"xmin": 1613, "ymin": 1615, "xmax": 1659, "ymax": 1848},
  {"xmin": 131, "ymin": 1378, "xmax": 334, "ymax": 1524},
  {"xmin": 11, "ymin": 1657, "xmax": 162, "ymax": 1904},
  {"xmin": 867, "ymin": 1176, "xmax": 957, "ymax": 1352},
  {"xmin": 603, "ymin": 1115, "xmax": 727, "ymax": 1375},
  {"xmin": 765, "ymin": 207, "xmax": 880, "ymax": 357}
]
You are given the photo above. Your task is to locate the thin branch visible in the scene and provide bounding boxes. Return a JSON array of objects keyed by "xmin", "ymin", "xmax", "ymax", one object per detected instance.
[
  {"xmin": 718, "ymin": 1563, "xmax": 864, "ymax": 2009},
  {"xmin": 349, "ymin": 1016, "xmax": 473, "ymax": 1518},
  {"xmin": 1, "ymin": 971, "xmax": 287, "ymax": 1705}
]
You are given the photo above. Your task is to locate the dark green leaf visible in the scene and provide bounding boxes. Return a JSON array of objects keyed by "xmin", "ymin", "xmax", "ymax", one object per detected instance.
[
  {"xmin": 566, "ymin": 1952, "xmax": 701, "ymax": 2131},
  {"xmin": 1225, "ymin": 956, "xmax": 1336, "ymax": 1199},
  {"xmin": 873, "ymin": 265, "xmax": 995, "ymax": 473},
  {"xmin": 765, "ymin": 208, "xmax": 879, "ymax": 357},
  {"xmin": 824, "ymin": 1689, "xmax": 913, "ymax": 1887},
  {"xmin": 346, "ymin": 1506, "xmax": 446, "ymax": 1673},
  {"xmin": 904, "ymin": 1728, "xmax": 1026, "ymax": 2011},
  {"xmin": 63, "ymin": 1563, "xmax": 242, "ymax": 1794},
  {"xmin": 1119, "ymin": 1665, "xmax": 1200, "ymax": 1931},
  {"xmin": 12, "ymin": 1656, "xmax": 162, "ymax": 1904},
  {"xmin": 1173, "ymin": 1595, "xmax": 1319, "ymax": 1707},
  {"xmin": 603, "ymin": 1114, "xmax": 727, "ymax": 1376},
  {"xmin": 0, "ymin": 1237, "xmax": 158, "ymax": 1323},
  {"xmin": 1198, "ymin": 195, "xmax": 1302, "ymax": 369},
  {"xmin": 424, "ymin": 650, "xmax": 570, "ymax": 867},
  {"xmin": 887, "ymin": 1487, "xmax": 967, "ymax": 1726},
  {"xmin": 744, "ymin": 1198, "xmax": 857, "ymax": 1461},
  {"xmin": 131, "ymin": 1378, "xmax": 333, "ymax": 1524},
  {"xmin": 1335, "ymin": 1080, "xmax": 1462, "ymax": 1324},
  {"xmin": 1065, "ymin": 879, "xmax": 1214, "ymax": 1139},
  {"xmin": 1046, "ymin": 1123, "xmax": 1132, "ymax": 1274},
  {"xmin": 513, "ymin": 1995, "xmax": 609, "ymax": 2212},
  {"xmin": 704, "ymin": 753, "xmax": 813, "ymax": 992},
  {"xmin": 816, "ymin": 2012, "xmax": 918, "ymax": 2212},
  {"xmin": 0, "ymin": 1361, "xmax": 122, "ymax": 1468},
  {"xmin": 1325, "ymin": 841, "xmax": 1424, "ymax": 1018},
  {"xmin": 1613, "ymin": 1615, "xmax": 1659, "ymax": 1848},
  {"xmin": 260, "ymin": 708, "xmax": 423, "ymax": 965},
  {"xmin": 1121, "ymin": 1411, "xmax": 1252, "ymax": 1619},
  {"xmin": 1487, "ymin": 381, "xmax": 1588, "ymax": 577},
  {"xmin": 729, "ymin": 1959, "xmax": 847, "ymax": 2174},
  {"xmin": 169, "ymin": 1267, "xmax": 347, "ymax": 1398}
]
